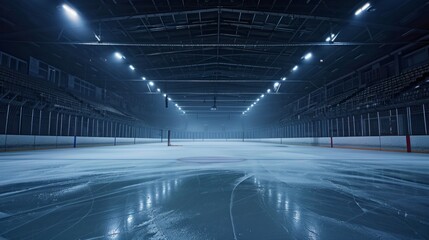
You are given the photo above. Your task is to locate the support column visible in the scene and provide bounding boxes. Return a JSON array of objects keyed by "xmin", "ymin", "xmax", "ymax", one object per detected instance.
[
  {"xmin": 4, "ymin": 104, "xmax": 10, "ymax": 134},
  {"xmin": 18, "ymin": 106, "xmax": 23, "ymax": 135},
  {"xmin": 48, "ymin": 112, "xmax": 52, "ymax": 135},
  {"xmin": 424, "ymin": 104, "xmax": 428, "ymax": 135},
  {"xmin": 30, "ymin": 108, "xmax": 34, "ymax": 135},
  {"xmin": 38, "ymin": 110, "xmax": 42, "ymax": 135}
]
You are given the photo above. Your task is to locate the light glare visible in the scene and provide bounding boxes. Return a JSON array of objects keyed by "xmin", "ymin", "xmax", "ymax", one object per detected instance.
[
  {"xmin": 62, "ymin": 4, "xmax": 79, "ymax": 20},
  {"xmin": 148, "ymin": 81, "xmax": 154, "ymax": 86},
  {"xmin": 292, "ymin": 65, "xmax": 298, "ymax": 71},
  {"xmin": 129, "ymin": 65, "xmax": 135, "ymax": 71},
  {"xmin": 304, "ymin": 52, "xmax": 312, "ymax": 60},
  {"xmin": 355, "ymin": 3, "xmax": 371, "ymax": 15},
  {"xmin": 114, "ymin": 52, "xmax": 124, "ymax": 60}
]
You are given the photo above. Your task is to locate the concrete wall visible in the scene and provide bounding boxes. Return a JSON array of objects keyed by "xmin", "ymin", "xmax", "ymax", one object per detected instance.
[{"xmin": 0, "ymin": 135, "xmax": 160, "ymax": 151}]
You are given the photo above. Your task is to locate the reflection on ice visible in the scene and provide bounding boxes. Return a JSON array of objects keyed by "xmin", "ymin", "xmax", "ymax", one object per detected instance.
[{"xmin": 0, "ymin": 142, "xmax": 428, "ymax": 239}]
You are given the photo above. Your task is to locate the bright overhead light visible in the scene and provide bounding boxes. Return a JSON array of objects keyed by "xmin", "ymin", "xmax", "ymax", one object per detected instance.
[
  {"xmin": 129, "ymin": 65, "xmax": 135, "ymax": 71},
  {"xmin": 179, "ymin": 107, "xmax": 181, "ymax": 110},
  {"xmin": 163, "ymin": 94, "xmax": 167, "ymax": 97},
  {"xmin": 281, "ymin": 77, "xmax": 287, "ymax": 81},
  {"xmin": 355, "ymin": 2, "xmax": 371, "ymax": 16},
  {"xmin": 267, "ymin": 89, "xmax": 271, "ymax": 93},
  {"xmin": 157, "ymin": 88, "xmax": 161, "ymax": 92},
  {"xmin": 274, "ymin": 82, "xmax": 280, "ymax": 88},
  {"xmin": 261, "ymin": 94, "xmax": 265, "ymax": 98},
  {"xmin": 141, "ymin": 77, "xmax": 146, "ymax": 80},
  {"xmin": 326, "ymin": 33, "xmax": 337, "ymax": 42},
  {"xmin": 175, "ymin": 103, "xmax": 178, "ymax": 107},
  {"xmin": 256, "ymin": 98, "xmax": 260, "ymax": 102},
  {"xmin": 303, "ymin": 52, "xmax": 312, "ymax": 60},
  {"xmin": 168, "ymin": 97, "xmax": 172, "ymax": 101},
  {"xmin": 148, "ymin": 81, "xmax": 154, "ymax": 86},
  {"xmin": 114, "ymin": 52, "xmax": 125, "ymax": 60},
  {"xmin": 292, "ymin": 65, "xmax": 298, "ymax": 71},
  {"xmin": 62, "ymin": 4, "xmax": 79, "ymax": 20},
  {"xmin": 251, "ymin": 104, "xmax": 254, "ymax": 107},
  {"xmin": 183, "ymin": 111, "xmax": 186, "ymax": 114},
  {"xmin": 242, "ymin": 112, "xmax": 245, "ymax": 115},
  {"xmin": 247, "ymin": 108, "xmax": 250, "ymax": 111}
]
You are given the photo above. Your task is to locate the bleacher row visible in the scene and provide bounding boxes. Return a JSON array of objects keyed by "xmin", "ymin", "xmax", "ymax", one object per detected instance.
[
  {"xmin": 280, "ymin": 63, "xmax": 429, "ymax": 124},
  {"xmin": 0, "ymin": 66, "xmax": 135, "ymax": 122},
  {"xmin": 340, "ymin": 63, "xmax": 429, "ymax": 109}
]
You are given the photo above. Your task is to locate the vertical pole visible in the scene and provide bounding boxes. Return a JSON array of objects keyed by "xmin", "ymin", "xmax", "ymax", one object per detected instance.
[
  {"xmin": 368, "ymin": 113, "xmax": 371, "ymax": 136},
  {"xmin": 80, "ymin": 116, "xmax": 84, "ymax": 136},
  {"xmin": 18, "ymin": 106, "xmax": 23, "ymax": 135},
  {"xmin": 361, "ymin": 114, "xmax": 364, "ymax": 136},
  {"xmin": 30, "ymin": 108, "xmax": 34, "ymax": 135},
  {"xmin": 168, "ymin": 130, "xmax": 171, "ymax": 146},
  {"xmin": 74, "ymin": 116, "xmax": 77, "ymax": 136},
  {"xmin": 377, "ymin": 112, "xmax": 381, "ymax": 136},
  {"xmin": 96, "ymin": 119, "xmax": 99, "ymax": 137},
  {"xmin": 87, "ymin": 118, "xmax": 90, "ymax": 136},
  {"xmin": 60, "ymin": 114, "xmax": 63, "ymax": 136},
  {"xmin": 67, "ymin": 114, "xmax": 71, "ymax": 136},
  {"xmin": 407, "ymin": 107, "xmax": 412, "ymax": 135},
  {"xmin": 4, "ymin": 104, "xmax": 10, "ymax": 134},
  {"xmin": 423, "ymin": 104, "xmax": 428, "ymax": 135},
  {"xmin": 55, "ymin": 113, "xmax": 59, "ymax": 136},
  {"xmin": 347, "ymin": 117, "xmax": 350, "ymax": 136},
  {"xmin": 109, "ymin": 122, "xmax": 112, "ymax": 137},
  {"xmin": 92, "ymin": 119, "xmax": 95, "ymax": 136},
  {"xmin": 336, "ymin": 118, "xmax": 340, "ymax": 137},
  {"xmin": 38, "ymin": 110, "xmax": 42, "ymax": 135},
  {"xmin": 406, "ymin": 134, "xmax": 411, "ymax": 153},
  {"xmin": 48, "ymin": 112, "xmax": 52, "ymax": 135},
  {"xmin": 396, "ymin": 108, "xmax": 400, "ymax": 135},
  {"xmin": 353, "ymin": 115, "xmax": 356, "ymax": 136}
]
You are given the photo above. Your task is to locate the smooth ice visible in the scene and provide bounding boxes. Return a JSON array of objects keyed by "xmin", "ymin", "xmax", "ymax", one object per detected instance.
[{"xmin": 0, "ymin": 142, "xmax": 429, "ymax": 239}]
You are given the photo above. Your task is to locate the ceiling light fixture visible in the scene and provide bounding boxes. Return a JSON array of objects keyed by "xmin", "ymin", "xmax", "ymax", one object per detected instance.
[
  {"xmin": 114, "ymin": 52, "xmax": 124, "ymax": 60},
  {"xmin": 292, "ymin": 65, "xmax": 298, "ymax": 71},
  {"xmin": 303, "ymin": 52, "xmax": 312, "ymax": 60},
  {"xmin": 355, "ymin": 2, "xmax": 371, "ymax": 16},
  {"xmin": 274, "ymin": 82, "xmax": 280, "ymax": 88},
  {"xmin": 62, "ymin": 4, "xmax": 79, "ymax": 20}
]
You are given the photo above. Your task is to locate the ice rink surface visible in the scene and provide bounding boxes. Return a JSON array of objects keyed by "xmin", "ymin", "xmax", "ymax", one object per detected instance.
[{"xmin": 0, "ymin": 142, "xmax": 429, "ymax": 240}]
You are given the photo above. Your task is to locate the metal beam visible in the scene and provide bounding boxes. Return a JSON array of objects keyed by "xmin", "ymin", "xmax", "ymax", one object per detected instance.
[
  {"xmin": 122, "ymin": 92, "xmax": 302, "ymax": 95},
  {"xmin": 5, "ymin": 41, "xmax": 428, "ymax": 47},
  {"xmin": 144, "ymin": 62, "xmax": 282, "ymax": 71},
  {"xmin": 89, "ymin": 7, "xmax": 429, "ymax": 33}
]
